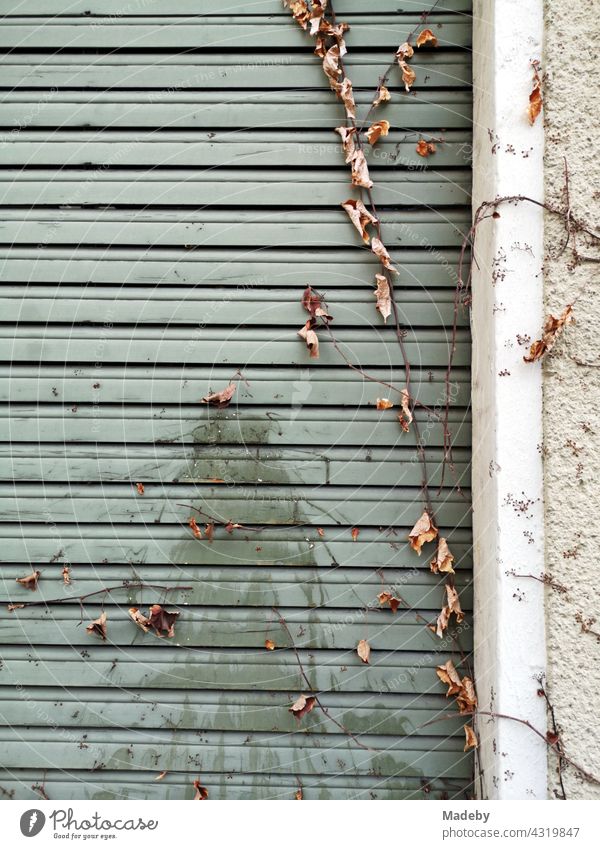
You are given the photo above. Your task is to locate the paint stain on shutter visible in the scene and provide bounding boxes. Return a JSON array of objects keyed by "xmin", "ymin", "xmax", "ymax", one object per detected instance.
[{"xmin": 0, "ymin": 1, "xmax": 473, "ymax": 800}]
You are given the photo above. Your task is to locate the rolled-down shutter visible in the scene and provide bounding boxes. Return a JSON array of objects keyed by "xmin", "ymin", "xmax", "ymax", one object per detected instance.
[{"xmin": 0, "ymin": 1, "xmax": 473, "ymax": 799}]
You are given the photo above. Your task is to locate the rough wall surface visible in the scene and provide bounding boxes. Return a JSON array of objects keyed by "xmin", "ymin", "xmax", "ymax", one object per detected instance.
[{"xmin": 543, "ymin": 0, "xmax": 600, "ymax": 800}]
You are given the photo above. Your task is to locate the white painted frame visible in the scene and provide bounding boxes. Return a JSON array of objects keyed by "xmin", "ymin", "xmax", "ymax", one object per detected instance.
[{"xmin": 471, "ymin": 0, "xmax": 548, "ymax": 798}]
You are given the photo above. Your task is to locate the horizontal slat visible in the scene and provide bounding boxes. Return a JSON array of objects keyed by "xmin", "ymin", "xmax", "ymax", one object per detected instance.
[
  {"xmin": 0, "ymin": 17, "xmax": 471, "ymax": 49},
  {"xmin": 0, "ymin": 131, "xmax": 472, "ymax": 168},
  {"xmin": 0, "ymin": 248, "xmax": 468, "ymax": 286},
  {"xmin": 0, "ymin": 91, "xmax": 472, "ymax": 129},
  {"xmin": 0, "ymin": 483, "xmax": 472, "ymax": 527},
  {"xmin": 0, "ymin": 646, "xmax": 467, "ymax": 694},
  {"xmin": 0, "ymin": 566, "xmax": 473, "ymax": 608},
  {"xmin": 0, "ymin": 286, "xmax": 469, "ymax": 327},
  {"xmin": 0, "ymin": 366, "xmax": 470, "ymax": 405},
  {"xmin": 0, "ymin": 406, "xmax": 470, "ymax": 446},
  {"xmin": 0, "ymin": 52, "xmax": 471, "ymax": 90},
  {"xmin": 0, "ymin": 524, "xmax": 472, "ymax": 567},
  {"xmin": 0, "ymin": 169, "xmax": 471, "ymax": 207},
  {"xmin": 0, "ymin": 443, "xmax": 471, "ymax": 487},
  {"xmin": 0, "ymin": 1, "xmax": 472, "ymax": 14}
]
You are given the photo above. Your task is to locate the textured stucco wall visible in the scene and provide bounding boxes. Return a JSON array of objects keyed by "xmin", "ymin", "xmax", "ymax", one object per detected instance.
[{"xmin": 543, "ymin": 0, "xmax": 600, "ymax": 799}]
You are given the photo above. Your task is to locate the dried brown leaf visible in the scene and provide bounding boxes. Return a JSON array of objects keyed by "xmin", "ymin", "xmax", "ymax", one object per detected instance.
[
  {"xmin": 7, "ymin": 603, "xmax": 25, "ymax": 611},
  {"xmin": 16, "ymin": 570, "xmax": 40, "ymax": 591},
  {"xmin": 376, "ymin": 397, "xmax": 394, "ymax": 410},
  {"xmin": 155, "ymin": 771, "xmax": 168, "ymax": 781},
  {"xmin": 193, "ymin": 780, "xmax": 209, "ymax": 800},
  {"xmin": 339, "ymin": 77, "xmax": 356, "ymax": 119},
  {"xmin": 350, "ymin": 150, "xmax": 373, "ymax": 189},
  {"xmin": 416, "ymin": 138, "xmax": 437, "ymax": 157},
  {"xmin": 408, "ymin": 510, "xmax": 438, "ymax": 555},
  {"xmin": 298, "ymin": 319, "xmax": 320, "ymax": 359},
  {"xmin": 201, "ymin": 382, "xmax": 236, "ymax": 408},
  {"xmin": 317, "ymin": 527, "xmax": 325, "ymax": 537},
  {"xmin": 135, "ymin": 482, "xmax": 145, "ymax": 495},
  {"xmin": 374, "ymin": 273, "xmax": 391, "ymax": 323},
  {"xmin": 430, "ymin": 537, "xmax": 455, "ymax": 574},
  {"xmin": 435, "ymin": 582, "xmax": 464, "ymax": 638},
  {"xmin": 365, "ymin": 119, "xmax": 390, "ymax": 146},
  {"xmin": 436, "ymin": 659, "xmax": 463, "ymax": 696},
  {"xmin": 416, "ymin": 28, "xmax": 438, "ymax": 48},
  {"xmin": 62, "ymin": 565, "xmax": 71, "ymax": 585},
  {"xmin": 463, "ymin": 724, "xmax": 478, "ymax": 751},
  {"xmin": 289, "ymin": 693, "xmax": 317, "ymax": 720},
  {"xmin": 265, "ymin": 639, "xmax": 276, "ymax": 651},
  {"xmin": 351, "ymin": 526, "xmax": 360, "ymax": 542},
  {"xmin": 147, "ymin": 603, "xmax": 179, "ymax": 638},
  {"xmin": 396, "ymin": 41, "xmax": 414, "ymax": 61},
  {"xmin": 86, "ymin": 611, "xmax": 107, "ymax": 642},
  {"xmin": 335, "ymin": 125, "xmax": 357, "ymax": 163},
  {"xmin": 398, "ymin": 61, "xmax": 416, "ymax": 92},
  {"xmin": 371, "ymin": 238, "xmax": 398, "ymax": 274},
  {"xmin": 357, "ymin": 638, "xmax": 371, "ymax": 664},
  {"xmin": 323, "ymin": 44, "xmax": 342, "ymax": 92},
  {"xmin": 373, "ymin": 85, "xmax": 391, "ymax": 106},
  {"xmin": 398, "ymin": 387, "xmax": 413, "ymax": 433},
  {"xmin": 204, "ymin": 522, "xmax": 215, "ymax": 543},
  {"xmin": 128, "ymin": 606, "xmax": 150, "ymax": 633},
  {"xmin": 341, "ymin": 198, "xmax": 378, "ymax": 244},
  {"xmin": 528, "ymin": 62, "xmax": 543, "ymax": 125},
  {"xmin": 524, "ymin": 304, "xmax": 573, "ymax": 362},
  {"xmin": 295, "ymin": 788, "xmax": 303, "ymax": 800},
  {"xmin": 189, "ymin": 517, "xmax": 203, "ymax": 539}
]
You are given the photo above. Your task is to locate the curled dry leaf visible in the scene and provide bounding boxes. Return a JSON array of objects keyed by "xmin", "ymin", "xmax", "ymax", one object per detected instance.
[
  {"xmin": 135, "ymin": 482, "xmax": 145, "ymax": 495},
  {"xmin": 416, "ymin": 138, "xmax": 436, "ymax": 157},
  {"xmin": 378, "ymin": 591, "xmax": 402, "ymax": 613},
  {"xmin": 351, "ymin": 526, "xmax": 360, "ymax": 542},
  {"xmin": 374, "ymin": 273, "xmax": 391, "ymax": 323},
  {"xmin": 322, "ymin": 44, "xmax": 342, "ymax": 92},
  {"xmin": 155, "ymin": 771, "xmax": 168, "ymax": 781},
  {"xmin": 193, "ymin": 780, "xmax": 209, "ymax": 800},
  {"xmin": 285, "ymin": 0, "xmax": 311, "ymax": 30},
  {"xmin": 204, "ymin": 522, "xmax": 215, "ymax": 543},
  {"xmin": 189, "ymin": 517, "xmax": 203, "ymax": 539},
  {"xmin": 350, "ymin": 150, "xmax": 373, "ymax": 189},
  {"xmin": 7, "ymin": 603, "xmax": 25, "ymax": 611},
  {"xmin": 86, "ymin": 611, "xmax": 107, "ymax": 642},
  {"xmin": 408, "ymin": 510, "xmax": 438, "ymax": 555},
  {"xmin": 398, "ymin": 388, "xmax": 413, "ymax": 433},
  {"xmin": 289, "ymin": 693, "xmax": 317, "ymax": 720},
  {"xmin": 365, "ymin": 119, "xmax": 390, "ymax": 146},
  {"xmin": 302, "ymin": 285, "xmax": 332, "ymax": 321},
  {"xmin": 341, "ymin": 198, "xmax": 378, "ymax": 244},
  {"xmin": 436, "ymin": 660, "xmax": 477, "ymax": 714},
  {"xmin": 464, "ymin": 724, "xmax": 478, "ymax": 751},
  {"xmin": 298, "ymin": 319, "xmax": 320, "ymax": 359},
  {"xmin": 395, "ymin": 42, "xmax": 415, "ymax": 91},
  {"xmin": 62, "ymin": 565, "xmax": 71, "ymax": 585},
  {"xmin": 524, "ymin": 304, "xmax": 573, "ymax": 362},
  {"xmin": 295, "ymin": 788, "xmax": 303, "ymax": 800},
  {"xmin": 528, "ymin": 61, "xmax": 543, "ymax": 125},
  {"xmin": 416, "ymin": 28, "xmax": 439, "ymax": 48},
  {"xmin": 371, "ymin": 238, "xmax": 398, "ymax": 274},
  {"xmin": 201, "ymin": 382, "xmax": 236, "ymax": 408},
  {"xmin": 376, "ymin": 397, "xmax": 394, "ymax": 410},
  {"xmin": 396, "ymin": 41, "xmax": 414, "ymax": 61},
  {"xmin": 16, "ymin": 570, "xmax": 41, "ymax": 591},
  {"xmin": 373, "ymin": 85, "xmax": 391, "ymax": 106},
  {"xmin": 265, "ymin": 639, "xmax": 276, "ymax": 651},
  {"xmin": 430, "ymin": 537, "xmax": 455, "ymax": 574},
  {"xmin": 129, "ymin": 606, "xmax": 150, "ymax": 633},
  {"xmin": 435, "ymin": 582, "xmax": 464, "ymax": 638},
  {"xmin": 225, "ymin": 521, "xmax": 242, "ymax": 534},
  {"xmin": 335, "ymin": 125, "xmax": 357, "ymax": 163},
  {"xmin": 147, "ymin": 603, "xmax": 179, "ymax": 638},
  {"xmin": 340, "ymin": 77, "xmax": 356, "ymax": 120},
  {"xmin": 357, "ymin": 639, "xmax": 371, "ymax": 664},
  {"xmin": 317, "ymin": 527, "xmax": 325, "ymax": 537}
]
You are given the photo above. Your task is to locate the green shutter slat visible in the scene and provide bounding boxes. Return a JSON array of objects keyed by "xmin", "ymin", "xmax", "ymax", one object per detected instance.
[{"xmin": 0, "ymin": 1, "xmax": 472, "ymax": 14}]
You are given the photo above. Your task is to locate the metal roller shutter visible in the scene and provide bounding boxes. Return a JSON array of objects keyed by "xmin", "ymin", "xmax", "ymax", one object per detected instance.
[{"xmin": 0, "ymin": 1, "xmax": 473, "ymax": 800}]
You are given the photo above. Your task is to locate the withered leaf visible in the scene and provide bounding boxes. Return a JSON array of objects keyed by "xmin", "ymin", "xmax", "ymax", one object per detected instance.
[
  {"xmin": 322, "ymin": 44, "xmax": 342, "ymax": 92},
  {"xmin": 147, "ymin": 603, "xmax": 179, "ymax": 638},
  {"xmin": 365, "ymin": 119, "xmax": 390, "ymax": 146},
  {"xmin": 340, "ymin": 77, "xmax": 356, "ymax": 120},
  {"xmin": 225, "ymin": 521, "xmax": 242, "ymax": 534},
  {"xmin": 437, "ymin": 661, "xmax": 477, "ymax": 713},
  {"xmin": 285, "ymin": 0, "xmax": 310, "ymax": 30},
  {"xmin": 528, "ymin": 62, "xmax": 543, "ymax": 125},
  {"xmin": 204, "ymin": 522, "xmax": 215, "ymax": 543},
  {"xmin": 128, "ymin": 606, "xmax": 150, "ymax": 633},
  {"xmin": 396, "ymin": 41, "xmax": 414, "ymax": 61},
  {"xmin": 350, "ymin": 150, "xmax": 373, "ymax": 189},
  {"xmin": 376, "ymin": 397, "xmax": 394, "ymax": 410},
  {"xmin": 374, "ymin": 273, "xmax": 391, "ymax": 323},
  {"xmin": 457, "ymin": 676, "xmax": 477, "ymax": 714},
  {"xmin": 436, "ymin": 659, "xmax": 463, "ymax": 696},
  {"xmin": 416, "ymin": 28, "xmax": 439, "ymax": 48},
  {"xmin": 378, "ymin": 591, "xmax": 392, "ymax": 606},
  {"xmin": 86, "ymin": 611, "xmax": 107, "ymax": 642},
  {"xmin": 135, "ymin": 482, "xmax": 145, "ymax": 495},
  {"xmin": 62, "ymin": 565, "xmax": 71, "ymax": 585},
  {"xmin": 7, "ymin": 603, "xmax": 25, "ymax": 611},
  {"xmin": 289, "ymin": 693, "xmax": 317, "ymax": 720},
  {"xmin": 524, "ymin": 304, "xmax": 573, "ymax": 362},
  {"xmin": 408, "ymin": 510, "xmax": 438, "ymax": 555},
  {"xmin": 378, "ymin": 591, "xmax": 401, "ymax": 613},
  {"xmin": 265, "ymin": 639, "xmax": 276, "ymax": 651},
  {"xmin": 430, "ymin": 537, "xmax": 455, "ymax": 574},
  {"xmin": 416, "ymin": 138, "xmax": 437, "ymax": 157},
  {"xmin": 155, "ymin": 771, "xmax": 168, "ymax": 781},
  {"xmin": 16, "ymin": 570, "xmax": 40, "ymax": 591},
  {"xmin": 398, "ymin": 61, "xmax": 416, "ymax": 92},
  {"xmin": 371, "ymin": 238, "xmax": 398, "ymax": 274},
  {"xmin": 351, "ymin": 527, "xmax": 360, "ymax": 542},
  {"xmin": 357, "ymin": 638, "xmax": 371, "ymax": 664},
  {"xmin": 398, "ymin": 388, "xmax": 413, "ymax": 433},
  {"xmin": 298, "ymin": 319, "xmax": 320, "ymax": 359},
  {"xmin": 193, "ymin": 780, "xmax": 209, "ymax": 800},
  {"xmin": 435, "ymin": 582, "xmax": 464, "ymax": 637},
  {"xmin": 201, "ymin": 382, "xmax": 236, "ymax": 408},
  {"xmin": 302, "ymin": 285, "xmax": 332, "ymax": 321},
  {"xmin": 189, "ymin": 517, "xmax": 203, "ymax": 539},
  {"xmin": 319, "ymin": 19, "xmax": 350, "ymax": 56},
  {"xmin": 341, "ymin": 198, "xmax": 378, "ymax": 244},
  {"xmin": 463, "ymin": 724, "xmax": 478, "ymax": 751},
  {"xmin": 317, "ymin": 527, "xmax": 325, "ymax": 537},
  {"xmin": 335, "ymin": 125, "xmax": 357, "ymax": 163},
  {"xmin": 373, "ymin": 85, "xmax": 391, "ymax": 106},
  {"xmin": 295, "ymin": 788, "xmax": 303, "ymax": 800}
]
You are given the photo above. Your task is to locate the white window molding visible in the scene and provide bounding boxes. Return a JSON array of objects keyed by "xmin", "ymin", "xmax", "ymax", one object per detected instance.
[{"xmin": 472, "ymin": 0, "xmax": 547, "ymax": 799}]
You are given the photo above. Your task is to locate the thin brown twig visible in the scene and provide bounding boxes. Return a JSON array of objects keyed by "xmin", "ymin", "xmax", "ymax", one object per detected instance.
[{"xmin": 5, "ymin": 582, "xmax": 192, "ymax": 611}]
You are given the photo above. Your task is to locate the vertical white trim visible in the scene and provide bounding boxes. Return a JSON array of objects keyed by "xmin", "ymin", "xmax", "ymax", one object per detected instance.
[{"xmin": 472, "ymin": 0, "xmax": 547, "ymax": 798}]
